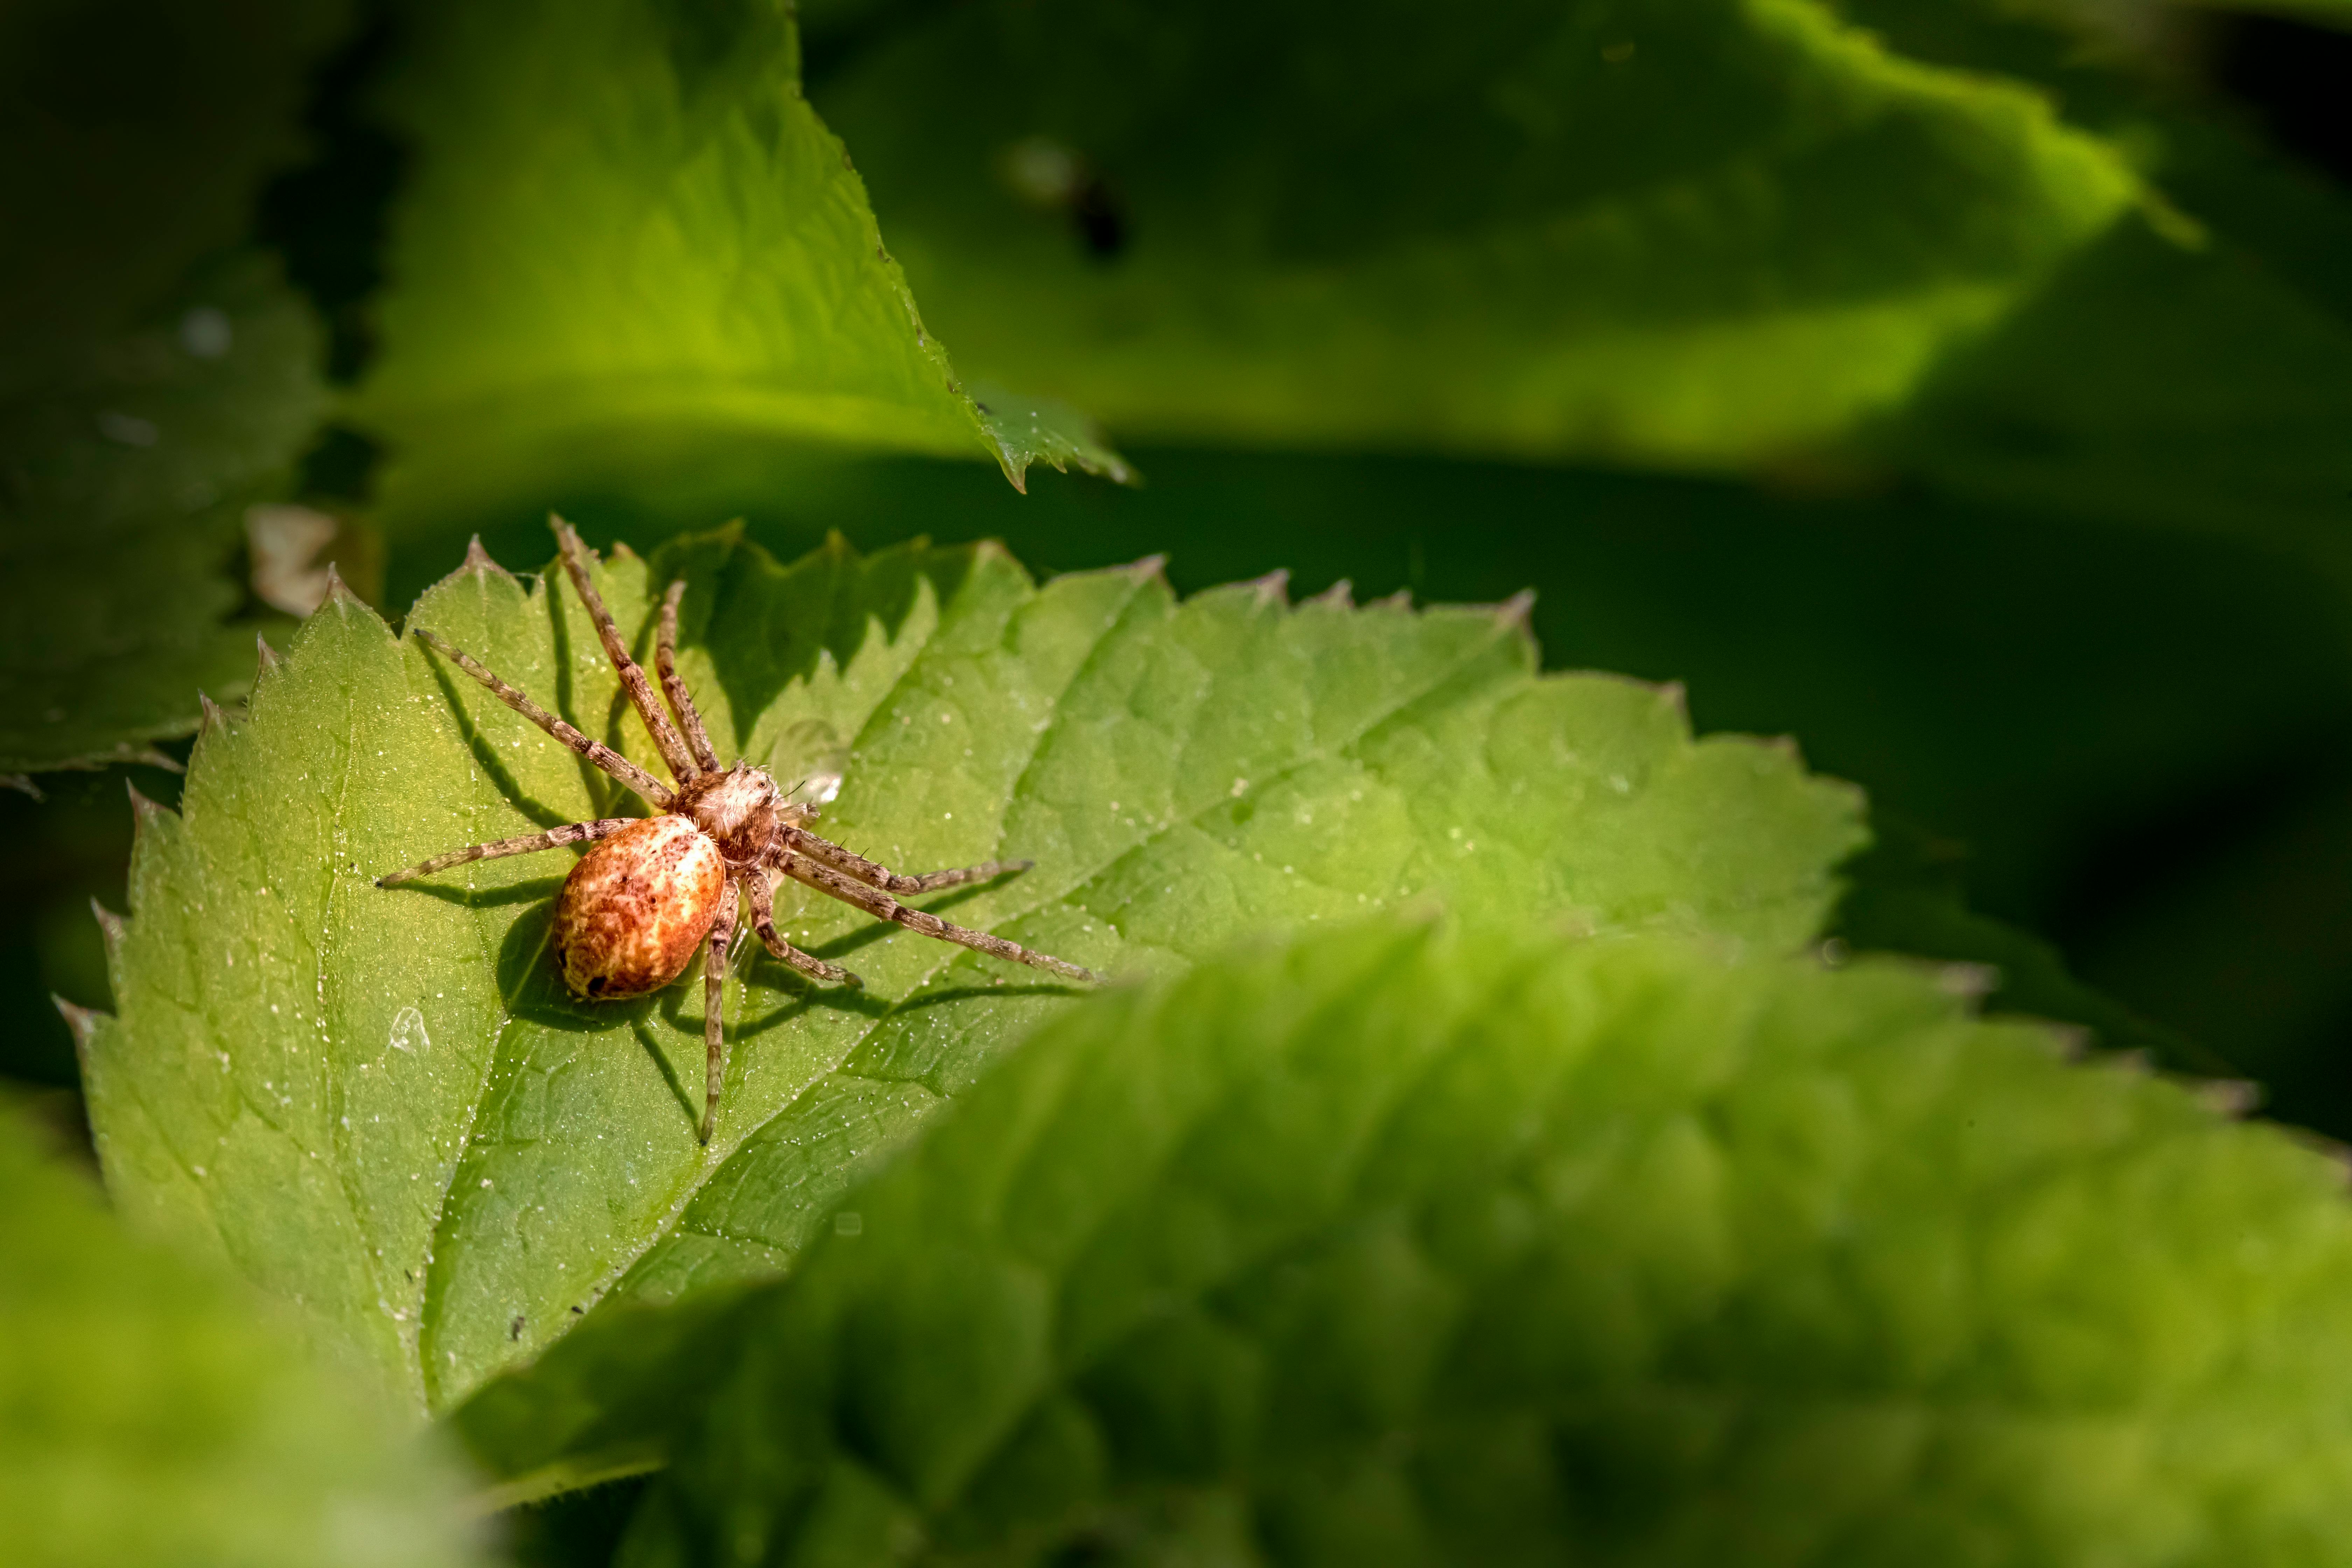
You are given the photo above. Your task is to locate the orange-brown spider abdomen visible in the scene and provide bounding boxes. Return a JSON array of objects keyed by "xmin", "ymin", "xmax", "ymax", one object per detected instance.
[{"xmin": 552, "ymin": 816, "xmax": 726, "ymax": 999}]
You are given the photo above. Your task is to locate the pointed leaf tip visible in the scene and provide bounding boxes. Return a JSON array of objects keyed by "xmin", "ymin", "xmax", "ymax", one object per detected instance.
[
  {"xmin": 197, "ymin": 692, "xmax": 228, "ymax": 734},
  {"xmin": 461, "ymin": 536, "xmax": 512, "ymax": 578},
  {"xmin": 255, "ymin": 634, "xmax": 282, "ymax": 673},
  {"xmin": 90, "ymin": 899, "xmax": 127, "ymax": 953},
  {"xmin": 1249, "ymin": 569, "xmax": 1290, "ymax": 608},
  {"xmin": 1307, "ymin": 579, "xmax": 1354, "ymax": 608},
  {"xmin": 123, "ymin": 778, "xmax": 168, "ymax": 823},
  {"xmin": 3, "ymin": 774, "xmax": 44, "ymax": 802},
  {"xmin": 51, "ymin": 994, "xmax": 105, "ymax": 1049}
]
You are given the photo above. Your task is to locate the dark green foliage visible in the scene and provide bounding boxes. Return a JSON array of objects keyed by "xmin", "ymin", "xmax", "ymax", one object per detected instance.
[
  {"xmin": 0, "ymin": 255, "xmax": 320, "ymax": 774},
  {"xmin": 0, "ymin": 0, "xmax": 348, "ymax": 776},
  {"xmin": 0, "ymin": 0, "xmax": 350, "ymax": 367}
]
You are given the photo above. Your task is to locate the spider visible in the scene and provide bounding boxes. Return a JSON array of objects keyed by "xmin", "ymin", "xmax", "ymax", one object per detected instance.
[{"xmin": 378, "ymin": 520, "xmax": 1094, "ymax": 1144}]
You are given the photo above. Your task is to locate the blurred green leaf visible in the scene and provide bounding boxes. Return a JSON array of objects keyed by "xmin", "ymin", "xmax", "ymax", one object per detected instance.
[
  {"xmin": 460, "ymin": 1285, "xmax": 766, "ymax": 1510},
  {"xmin": 79, "ymin": 526, "xmax": 1861, "ymax": 1415},
  {"xmin": 0, "ymin": 253, "xmax": 323, "ymax": 775},
  {"xmin": 0, "ymin": 0, "xmax": 346, "ymax": 779},
  {"xmin": 1785, "ymin": 1, "xmax": 2352, "ymax": 569},
  {"xmin": 0, "ymin": 0, "xmax": 351, "ymax": 369},
  {"xmin": 484, "ymin": 917, "xmax": 2352, "ymax": 1563},
  {"xmin": 351, "ymin": 0, "xmax": 1126, "ymax": 535},
  {"xmin": 805, "ymin": 0, "xmax": 2137, "ymax": 464},
  {"xmin": 1882, "ymin": 149, "xmax": 2352, "ymax": 577},
  {"xmin": 0, "ymin": 1101, "xmax": 486, "ymax": 1568}
]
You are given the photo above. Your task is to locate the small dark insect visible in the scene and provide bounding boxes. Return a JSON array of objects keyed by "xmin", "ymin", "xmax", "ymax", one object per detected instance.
[{"xmin": 379, "ymin": 520, "xmax": 1094, "ymax": 1143}]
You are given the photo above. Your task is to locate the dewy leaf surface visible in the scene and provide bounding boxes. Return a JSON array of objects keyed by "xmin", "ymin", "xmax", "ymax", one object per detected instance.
[
  {"xmin": 0, "ymin": 1103, "xmax": 487, "ymax": 1568},
  {"xmin": 568, "ymin": 920, "xmax": 2352, "ymax": 1566},
  {"xmin": 351, "ymin": 0, "xmax": 1124, "ymax": 535},
  {"xmin": 0, "ymin": 253, "xmax": 324, "ymax": 774},
  {"xmin": 806, "ymin": 0, "xmax": 2138, "ymax": 464},
  {"xmin": 81, "ymin": 527, "xmax": 1862, "ymax": 1414}
]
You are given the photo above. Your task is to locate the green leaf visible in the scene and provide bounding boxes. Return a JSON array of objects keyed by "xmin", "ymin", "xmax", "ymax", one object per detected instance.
[
  {"xmin": 804, "ymin": 0, "xmax": 2137, "ymax": 465},
  {"xmin": 517, "ymin": 918, "xmax": 2352, "ymax": 1565},
  {"xmin": 0, "ymin": 0, "xmax": 351, "ymax": 368},
  {"xmin": 80, "ymin": 526, "xmax": 1861, "ymax": 1415},
  {"xmin": 351, "ymin": 0, "xmax": 1125, "ymax": 535},
  {"xmin": 0, "ymin": 253, "xmax": 325, "ymax": 775},
  {"xmin": 1881, "ymin": 156, "xmax": 2352, "ymax": 577},
  {"xmin": 0, "ymin": 1099, "xmax": 487, "ymax": 1568},
  {"xmin": 0, "ymin": 0, "xmax": 344, "ymax": 778},
  {"xmin": 1759, "ymin": 0, "xmax": 2352, "ymax": 570}
]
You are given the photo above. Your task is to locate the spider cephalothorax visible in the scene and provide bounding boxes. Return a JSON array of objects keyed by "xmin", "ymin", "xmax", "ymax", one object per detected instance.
[
  {"xmin": 379, "ymin": 519, "xmax": 1093, "ymax": 1142},
  {"xmin": 675, "ymin": 763, "xmax": 790, "ymax": 866}
]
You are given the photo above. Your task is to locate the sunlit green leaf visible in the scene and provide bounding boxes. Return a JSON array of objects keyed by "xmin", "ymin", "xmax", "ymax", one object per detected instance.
[
  {"xmin": 1783, "ymin": 0, "xmax": 2352, "ymax": 570},
  {"xmin": 352, "ymin": 0, "xmax": 1126, "ymax": 536},
  {"xmin": 80, "ymin": 527, "xmax": 1861, "ymax": 1414},
  {"xmin": 0, "ymin": 1101, "xmax": 486, "ymax": 1568},
  {"xmin": 805, "ymin": 0, "xmax": 2137, "ymax": 465},
  {"xmin": 501, "ymin": 919, "xmax": 2352, "ymax": 1564}
]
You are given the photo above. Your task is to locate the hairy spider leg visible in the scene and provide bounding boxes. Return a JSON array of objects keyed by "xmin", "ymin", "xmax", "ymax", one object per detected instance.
[
  {"xmin": 786, "ymin": 826, "xmax": 1034, "ymax": 896},
  {"xmin": 376, "ymin": 818, "xmax": 636, "ymax": 887},
  {"xmin": 411, "ymin": 628, "xmax": 675, "ymax": 808},
  {"xmin": 551, "ymin": 517, "xmax": 701, "ymax": 783},
  {"xmin": 655, "ymin": 580, "xmax": 724, "ymax": 774},
  {"xmin": 781, "ymin": 854, "xmax": 1096, "ymax": 983},
  {"xmin": 745, "ymin": 871, "xmax": 861, "ymax": 986},
  {"xmin": 699, "ymin": 886, "xmax": 740, "ymax": 1143}
]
